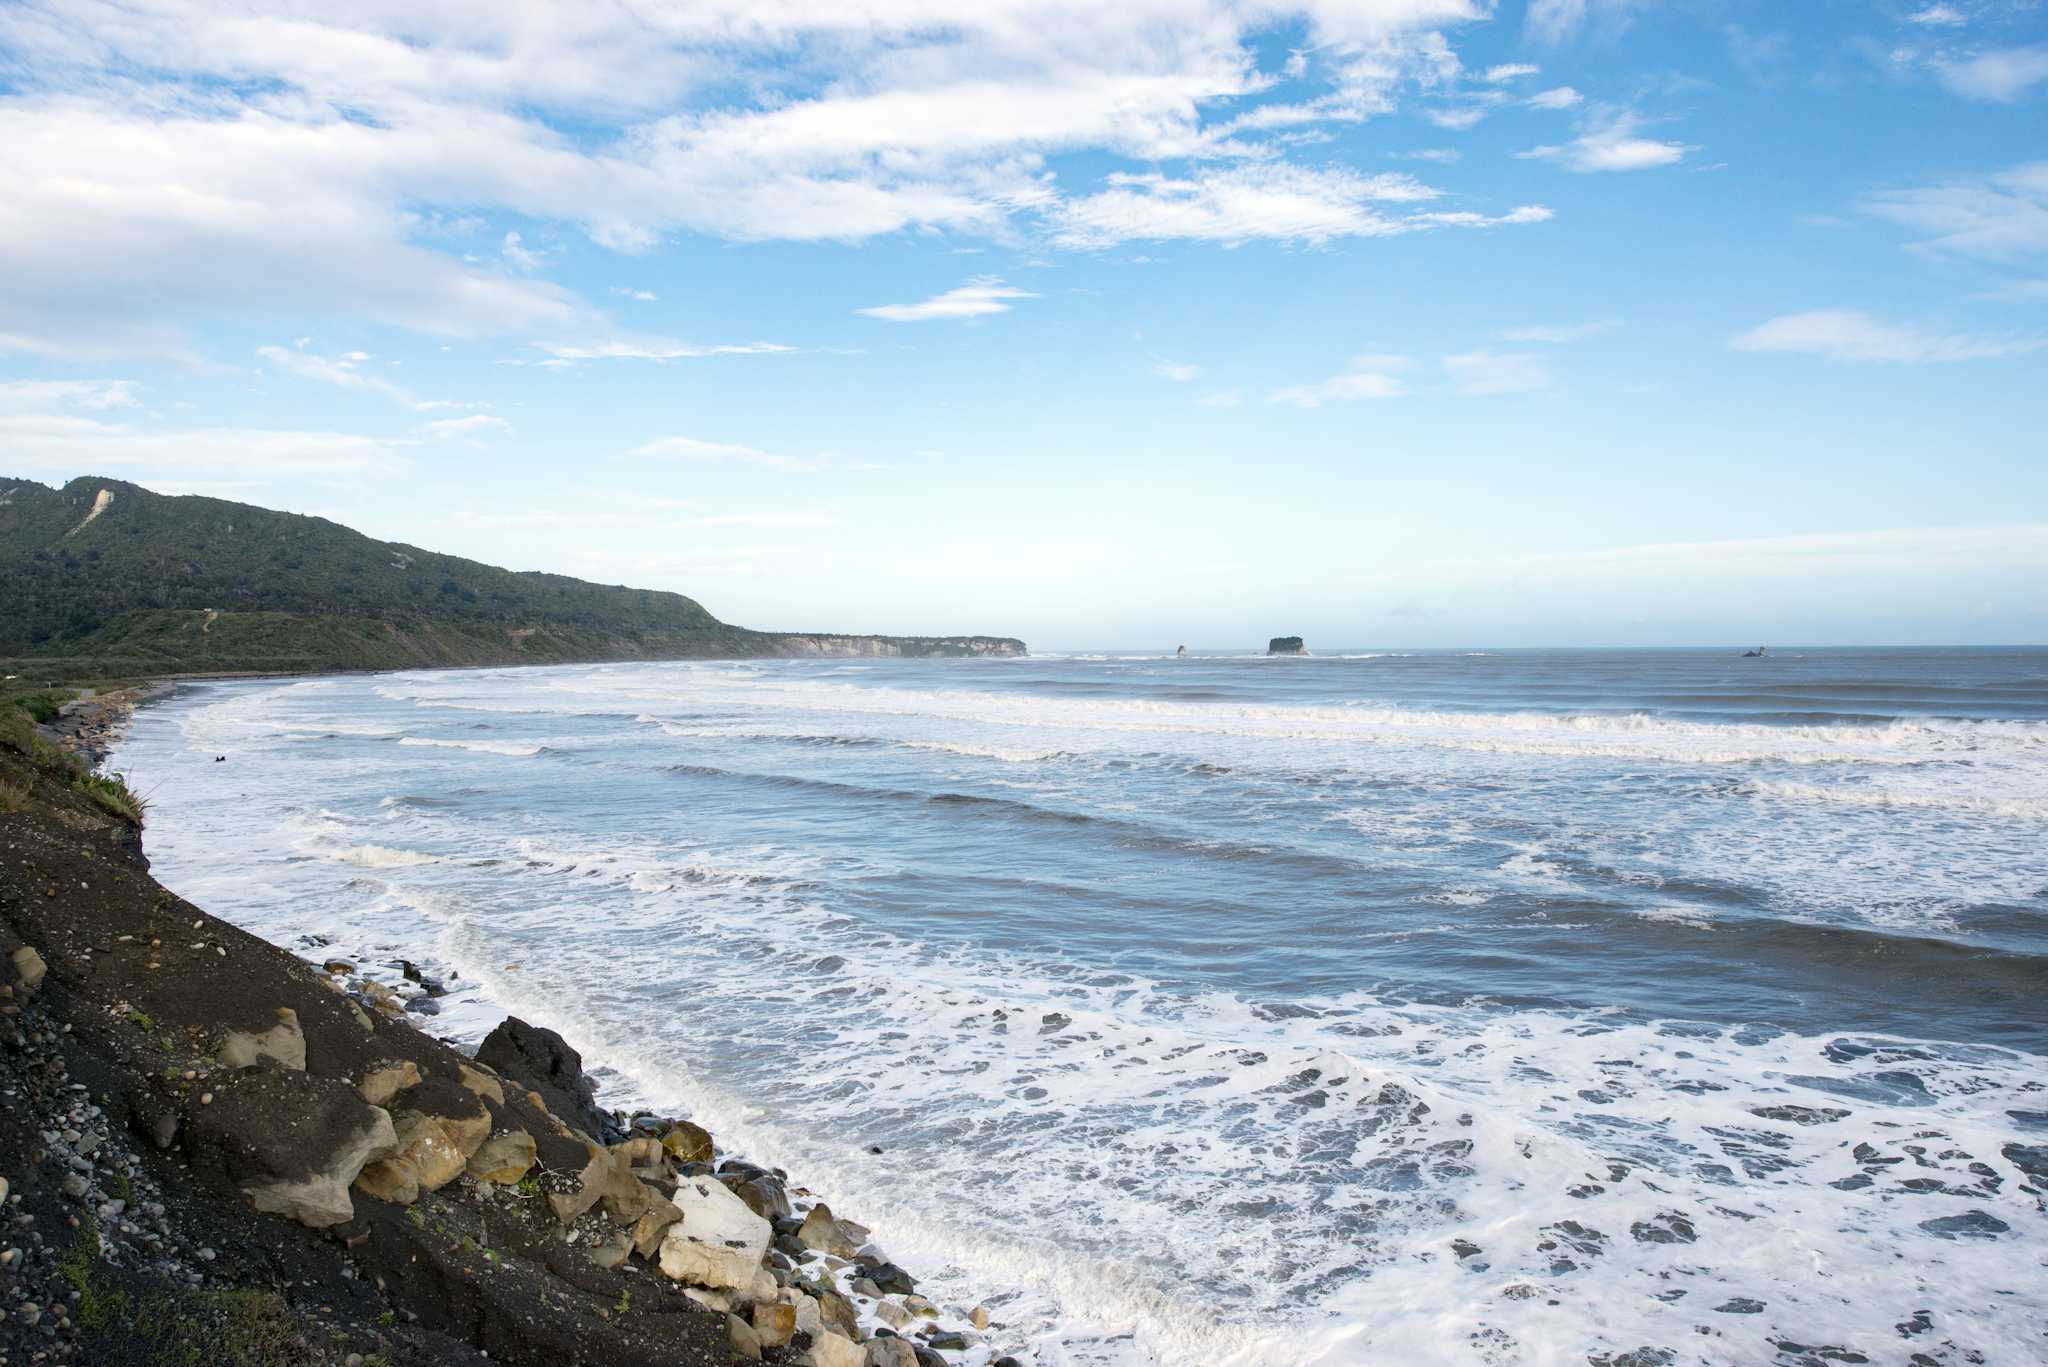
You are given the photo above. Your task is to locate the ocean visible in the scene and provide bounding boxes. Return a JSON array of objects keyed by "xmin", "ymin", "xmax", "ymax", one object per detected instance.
[{"xmin": 109, "ymin": 647, "xmax": 2048, "ymax": 1365}]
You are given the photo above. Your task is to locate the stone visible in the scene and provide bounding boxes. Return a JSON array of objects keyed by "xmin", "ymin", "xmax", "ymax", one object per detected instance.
[
  {"xmin": 971, "ymin": 1305, "xmax": 991, "ymax": 1330},
  {"xmin": 219, "ymin": 1007, "xmax": 307, "ymax": 1072},
  {"xmin": 794, "ymin": 1292, "xmax": 823, "ymax": 1338},
  {"xmin": 860, "ymin": 1260, "xmax": 916, "ymax": 1296},
  {"xmin": 357, "ymin": 1061, "xmax": 421, "ymax": 1107},
  {"xmin": 184, "ymin": 1069, "xmax": 397, "ymax": 1228},
  {"xmin": 1267, "ymin": 635, "xmax": 1307, "ymax": 655},
  {"xmin": 753, "ymin": 1300, "xmax": 797, "ymax": 1349},
  {"xmin": 798, "ymin": 1202, "xmax": 861, "ymax": 1258},
  {"xmin": 476, "ymin": 1016, "xmax": 613, "ymax": 1141},
  {"xmin": 591, "ymin": 1235, "xmax": 633, "ymax": 1271},
  {"xmin": 723, "ymin": 1172, "xmax": 792, "ymax": 1222},
  {"xmin": 806, "ymin": 1331, "xmax": 866, "ymax": 1367},
  {"xmin": 657, "ymin": 1175, "xmax": 772, "ymax": 1290},
  {"xmin": 465, "ymin": 1130, "xmax": 537, "ymax": 1185},
  {"xmin": 865, "ymin": 1339, "xmax": 918, "ymax": 1367},
  {"xmin": 456, "ymin": 1063, "xmax": 504, "ymax": 1106},
  {"xmin": 11, "ymin": 947, "xmax": 46, "ymax": 993},
  {"xmin": 817, "ymin": 1289, "xmax": 861, "ymax": 1339},
  {"xmin": 546, "ymin": 1144, "xmax": 611, "ymax": 1225},
  {"xmin": 729, "ymin": 1314, "xmax": 763, "ymax": 1360},
  {"xmin": 610, "ymin": 1136, "xmax": 664, "ymax": 1166},
  {"xmin": 631, "ymin": 1205, "xmax": 682, "ymax": 1259},
  {"xmin": 875, "ymin": 1299, "xmax": 912, "ymax": 1330},
  {"xmin": 358, "ymin": 1103, "xmax": 490, "ymax": 1201},
  {"xmin": 662, "ymin": 1120, "xmax": 713, "ymax": 1165}
]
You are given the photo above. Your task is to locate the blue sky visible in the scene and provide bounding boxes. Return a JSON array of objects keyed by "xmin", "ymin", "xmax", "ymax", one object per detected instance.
[{"xmin": 1, "ymin": 0, "xmax": 2043, "ymax": 648}]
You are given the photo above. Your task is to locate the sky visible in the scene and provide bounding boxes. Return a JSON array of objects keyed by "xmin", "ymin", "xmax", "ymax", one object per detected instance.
[{"xmin": 1, "ymin": 0, "xmax": 2044, "ymax": 649}]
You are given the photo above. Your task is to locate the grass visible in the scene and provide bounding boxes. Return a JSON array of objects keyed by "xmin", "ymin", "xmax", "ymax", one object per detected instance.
[
  {"xmin": 134, "ymin": 1288, "xmax": 320, "ymax": 1367},
  {"xmin": 0, "ymin": 778, "xmax": 28, "ymax": 813},
  {"xmin": 75, "ymin": 768, "xmax": 146, "ymax": 824},
  {"xmin": 59, "ymin": 1213, "xmax": 133, "ymax": 1333}
]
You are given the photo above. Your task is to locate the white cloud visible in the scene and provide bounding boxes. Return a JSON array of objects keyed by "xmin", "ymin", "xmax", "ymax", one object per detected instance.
[
  {"xmin": 1396, "ymin": 148, "xmax": 1462, "ymax": 163},
  {"xmin": 1526, "ymin": 86, "xmax": 1584, "ymax": 109},
  {"xmin": 1525, "ymin": 0, "xmax": 1650, "ymax": 45},
  {"xmin": 1519, "ymin": 113, "xmax": 1689, "ymax": 172},
  {"xmin": 627, "ymin": 435, "xmax": 826, "ymax": 472},
  {"xmin": 857, "ymin": 279, "xmax": 1038, "ymax": 323},
  {"xmin": 1934, "ymin": 45, "xmax": 2048, "ymax": 102},
  {"xmin": 0, "ymin": 379, "xmax": 139, "ymax": 411},
  {"xmin": 1500, "ymin": 320, "xmax": 1619, "ymax": 343},
  {"xmin": 1052, "ymin": 164, "xmax": 1545, "ymax": 247},
  {"xmin": 1270, "ymin": 355, "xmax": 1409, "ymax": 407},
  {"xmin": 1151, "ymin": 359, "xmax": 1204, "ymax": 382},
  {"xmin": 0, "ymin": 411, "xmax": 405, "ymax": 477},
  {"xmin": 501, "ymin": 230, "xmax": 544, "ymax": 272},
  {"xmin": 421, "ymin": 414, "xmax": 512, "ymax": 442},
  {"xmin": 1859, "ymin": 162, "xmax": 2048, "ymax": 263},
  {"xmin": 1196, "ymin": 389, "xmax": 1243, "ymax": 407},
  {"xmin": 1908, "ymin": 4, "xmax": 1967, "ymax": 25},
  {"xmin": 1481, "ymin": 63, "xmax": 1540, "ymax": 83},
  {"xmin": 1443, "ymin": 349, "xmax": 1551, "ymax": 394},
  {"xmin": 531, "ymin": 338, "xmax": 795, "ymax": 361},
  {"xmin": 609, "ymin": 287, "xmax": 658, "ymax": 301},
  {"xmin": 1731, "ymin": 309, "xmax": 2044, "ymax": 363},
  {"xmin": 1424, "ymin": 106, "xmax": 1490, "ymax": 130}
]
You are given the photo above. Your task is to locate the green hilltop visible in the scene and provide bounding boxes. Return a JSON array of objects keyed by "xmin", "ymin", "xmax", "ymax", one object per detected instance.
[{"xmin": 0, "ymin": 476, "xmax": 1023, "ymax": 680}]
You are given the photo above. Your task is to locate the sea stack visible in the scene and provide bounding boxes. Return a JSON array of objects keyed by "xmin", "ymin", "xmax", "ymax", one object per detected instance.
[{"xmin": 1267, "ymin": 636, "xmax": 1307, "ymax": 655}]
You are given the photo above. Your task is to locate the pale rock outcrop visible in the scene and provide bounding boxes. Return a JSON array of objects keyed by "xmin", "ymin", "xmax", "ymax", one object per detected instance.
[
  {"xmin": 465, "ymin": 1129, "xmax": 537, "ymax": 1184},
  {"xmin": 658, "ymin": 1174, "xmax": 772, "ymax": 1290},
  {"xmin": 729, "ymin": 1314, "xmax": 763, "ymax": 1361},
  {"xmin": 864, "ymin": 1339, "xmax": 918, "ymax": 1367},
  {"xmin": 804, "ymin": 1331, "xmax": 866, "ymax": 1367},
  {"xmin": 457, "ymin": 1062, "xmax": 505, "ymax": 1105},
  {"xmin": 357, "ymin": 1060, "xmax": 421, "ymax": 1107},
  {"xmin": 185, "ymin": 1069, "xmax": 398, "ymax": 1228},
  {"xmin": 11, "ymin": 946, "xmax": 46, "ymax": 993},
  {"xmin": 874, "ymin": 1299, "xmax": 913, "ymax": 1330},
  {"xmin": 798, "ymin": 1201, "xmax": 862, "ymax": 1257},
  {"xmin": 219, "ymin": 1006, "xmax": 306, "ymax": 1071}
]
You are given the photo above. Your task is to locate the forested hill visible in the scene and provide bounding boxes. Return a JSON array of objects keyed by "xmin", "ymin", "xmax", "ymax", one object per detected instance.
[{"xmin": 0, "ymin": 476, "xmax": 1024, "ymax": 675}]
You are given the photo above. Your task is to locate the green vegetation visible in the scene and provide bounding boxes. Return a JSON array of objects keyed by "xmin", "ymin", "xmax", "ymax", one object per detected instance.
[
  {"xmin": 133, "ymin": 1288, "xmax": 315, "ymax": 1367},
  {"xmin": 59, "ymin": 1213, "xmax": 132, "ymax": 1333},
  {"xmin": 0, "ymin": 778, "xmax": 27, "ymax": 813},
  {"xmin": 1, "ymin": 475, "xmax": 1022, "ymax": 677}
]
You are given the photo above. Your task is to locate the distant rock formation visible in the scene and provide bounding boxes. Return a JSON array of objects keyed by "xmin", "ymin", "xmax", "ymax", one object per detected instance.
[{"xmin": 1267, "ymin": 636, "xmax": 1306, "ymax": 656}]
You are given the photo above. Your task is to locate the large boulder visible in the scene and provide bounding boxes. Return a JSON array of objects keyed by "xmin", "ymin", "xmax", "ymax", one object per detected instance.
[
  {"xmin": 805, "ymin": 1332, "xmax": 866, "ymax": 1367},
  {"xmin": 1267, "ymin": 635, "xmax": 1307, "ymax": 655},
  {"xmin": 218, "ymin": 1006, "xmax": 307, "ymax": 1071},
  {"xmin": 466, "ymin": 1130, "xmax": 538, "ymax": 1184},
  {"xmin": 475, "ymin": 1015, "xmax": 615, "ymax": 1141},
  {"xmin": 658, "ymin": 1174, "xmax": 772, "ymax": 1290},
  {"xmin": 353, "ymin": 1082, "xmax": 493, "ymax": 1205},
  {"xmin": 183, "ymin": 1068, "xmax": 397, "ymax": 1228},
  {"xmin": 798, "ymin": 1202, "xmax": 861, "ymax": 1257}
]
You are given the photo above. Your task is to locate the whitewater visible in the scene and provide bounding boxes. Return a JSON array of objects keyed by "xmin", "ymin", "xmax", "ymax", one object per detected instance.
[{"xmin": 109, "ymin": 647, "xmax": 2048, "ymax": 1366}]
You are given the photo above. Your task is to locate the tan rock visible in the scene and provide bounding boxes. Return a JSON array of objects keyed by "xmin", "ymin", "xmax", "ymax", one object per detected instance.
[
  {"xmin": 657, "ymin": 1175, "xmax": 771, "ymax": 1290},
  {"xmin": 971, "ymin": 1304, "xmax": 991, "ymax": 1330},
  {"xmin": 874, "ymin": 1299, "xmax": 912, "ymax": 1330},
  {"xmin": 661, "ymin": 1120, "xmax": 713, "ymax": 1164},
  {"xmin": 11, "ymin": 947, "xmax": 46, "ymax": 993},
  {"xmin": 389, "ymin": 1112, "xmax": 470, "ymax": 1192},
  {"xmin": 546, "ymin": 1143, "xmax": 610, "ymax": 1224},
  {"xmin": 219, "ymin": 1007, "xmax": 306, "ymax": 1071},
  {"xmin": 798, "ymin": 1202, "xmax": 861, "ymax": 1258},
  {"xmin": 793, "ymin": 1293, "xmax": 822, "ymax": 1338},
  {"xmin": 465, "ymin": 1130, "xmax": 536, "ymax": 1184},
  {"xmin": 753, "ymin": 1301, "xmax": 797, "ymax": 1350},
  {"xmin": 729, "ymin": 1313, "xmax": 763, "ymax": 1361},
  {"xmin": 354, "ymin": 1156, "xmax": 420, "ymax": 1206},
  {"xmin": 357, "ymin": 1061, "xmax": 422, "ymax": 1107},
  {"xmin": 591, "ymin": 1234, "xmax": 634, "ymax": 1270},
  {"xmin": 864, "ymin": 1340, "xmax": 917, "ymax": 1367},
  {"xmin": 805, "ymin": 1331, "xmax": 865, "ymax": 1367},
  {"xmin": 611, "ymin": 1135, "xmax": 664, "ymax": 1166},
  {"xmin": 457, "ymin": 1063, "xmax": 504, "ymax": 1106},
  {"xmin": 631, "ymin": 1205, "xmax": 682, "ymax": 1259},
  {"xmin": 683, "ymin": 1286, "xmax": 733, "ymax": 1312},
  {"xmin": 817, "ymin": 1289, "xmax": 861, "ymax": 1339}
]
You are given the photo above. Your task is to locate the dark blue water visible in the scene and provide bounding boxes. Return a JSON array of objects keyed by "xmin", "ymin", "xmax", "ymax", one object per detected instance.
[{"xmin": 114, "ymin": 648, "xmax": 2048, "ymax": 1365}]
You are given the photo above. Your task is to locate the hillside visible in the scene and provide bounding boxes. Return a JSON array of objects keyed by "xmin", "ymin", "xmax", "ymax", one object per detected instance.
[{"xmin": 0, "ymin": 476, "xmax": 1023, "ymax": 676}]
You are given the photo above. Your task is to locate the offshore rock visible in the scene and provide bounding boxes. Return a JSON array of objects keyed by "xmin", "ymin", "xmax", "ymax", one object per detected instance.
[{"xmin": 1267, "ymin": 635, "xmax": 1307, "ymax": 655}]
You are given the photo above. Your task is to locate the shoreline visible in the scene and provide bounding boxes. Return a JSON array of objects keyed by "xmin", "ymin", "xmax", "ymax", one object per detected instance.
[{"xmin": 1, "ymin": 675, "xmax": 1027, "ymax": 1367}]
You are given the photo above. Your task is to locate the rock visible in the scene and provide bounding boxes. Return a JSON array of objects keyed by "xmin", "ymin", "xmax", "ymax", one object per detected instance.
[
  {"xmin": 611, "ymin": 1135, "xmax": 665, "ymax": 1166},
  {"xmin": 729, "ymin": 1313, "xmax": 763, "ymax": 1360},
  {"xmin": 357, "ymin": 1061, "xmax": 422, "ymax": 1107},
  {"xmin": 859, "ymin": 1259, "xmax": 917, "ymax": 1296},
  {"xmin": 183, "ymin": 1069, "xmax": 397, "ymax": 1228},
  {"xmin": 753, "ymin": 1300, "xmax": 797, "ymax": 1349},
  {"xmin": 591, "ymin": 1234, "xmax": 634, "ymax": 1271},
  {"xmin": 794, "ymin": 1292, "xmax": 823, "ymax": 1338},
  {"xmin": 723, "ymin": 1171, "xmax": 792, "ymax": 1222},
  {"xmin": 631, "ymin": 1205, "xmax": 683, "ymax": 1259},
  {"xmin": 457, "ymin": 1063, "xmax": 505, "ymax": 1106},
  {"xmin": 805, "ymin": 1331, "xmax": 866, "ymax": 1367},
  {"xmin": 546, "ymin": 1143, "xmax": 611, "ymax": 1225},
  {"xmin": 465, "ymin": 1130, "xmax": 537, "ymax": 1185},
  {"xmin": 357, "ymin": 1097, "xmax": 493, "ymax": 1202},
  {"xmin": 658, "ymin": 1174, "xmax": 772, "ymax": 1290},
  {"xmin": 817, "ymin": 1288, "xmax": 861, "ymax": 1338},
  {"xmin": 798, "ymin": 1202, "xmax": 862, "ymax": 1257},
  {"xmin": 875, "ymin": 1299, "xmax": 912, "ymax": 1330},
  {"xmin": 219, "ymin": 1006, "xmax": 307, "ymax": 1072},
  {"xmin": 322, "ymin": 960, "xmax": 355, "ymax": 975},
  {"xmin": 662, "ymin": 1120, "xmax": 713, "ymax": 1165},
  {"xmin": 1267, "ymin": 635, "xmax": 1307, "ymax": 655},
  {"xmin": 971, "ymin": 1305, "xmax": 991, "ymax": 1330},
  {"xmin": 925, "ymin": 1330, "xmax": 970, "ymax": 1350},
  {"xmin": 405, "ymin": 996, "xmax": 441, "ymax": 1016},
  {"xmin": 11, "ymin": 947, "xmax": 47, "ymax": 993},
  {"xmin": 475, "ymin": 1015, "xmax": 614, "ymax": 1141},
  {"xmin": 865, "ymin": 1340, "xmax": 918, "ymax": 1367}
]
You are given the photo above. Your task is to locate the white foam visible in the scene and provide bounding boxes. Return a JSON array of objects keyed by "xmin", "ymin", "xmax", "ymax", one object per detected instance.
[{"xmin": 397, "ymin": 736, "xmax": 543, "ymax": 757}]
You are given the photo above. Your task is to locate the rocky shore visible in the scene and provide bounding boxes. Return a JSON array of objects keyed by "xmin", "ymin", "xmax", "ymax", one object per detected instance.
[{"xmin": 0, "ymin": 702, "xmax": 1021, "ymax": 1367}]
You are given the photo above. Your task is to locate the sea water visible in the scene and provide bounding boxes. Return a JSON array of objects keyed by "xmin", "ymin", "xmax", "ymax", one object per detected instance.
[{"xmin": 109, "ymin": 648, "xmax": 2048, "ymax": 1365}]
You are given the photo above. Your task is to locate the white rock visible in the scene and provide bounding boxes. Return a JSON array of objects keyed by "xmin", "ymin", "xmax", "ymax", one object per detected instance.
[
  {"xmin": 804, "ymin": 1331, "xmax": 866, "ymax": 1367},
  {"xmin": 658, "ymin": 1176, "xmax": 771, "ymax": 1291},
  {"xmin": 874, "ymin": 1299, "xmax": 912, "ymax": 1330}
]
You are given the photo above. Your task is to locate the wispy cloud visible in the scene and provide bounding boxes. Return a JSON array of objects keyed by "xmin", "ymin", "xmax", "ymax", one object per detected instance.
[
  {"xmin": 627, "ymin": 435, "xmax": 828, "ymax": 472},
  {"xmin": 1526, "ymin": 86, "xmax": 1584, "ymax": 110},
  {"xmin": 1859, "ymin": 162, "xmax": 2048, "ymax": 263},
  {"xmin": 1151, "ymin": 358, "xmax": 1204, "ymax": 382},
  {"xmin": 1731, "ymin": 309, "xmax": 2044, "ymax": 362},
  {"xmin": 1519, "ymin": 112, "xmax": 1690, "ymax": 172},
  {"xmin": 420, "ymin": 414, "xmax": 512, "ymax": 444},
  {"xmin": 1482, "ymin": 63, "xmax": 1540, "ymax": 83},
  {"xmin": 1443, "ymin": 349, "xmax": 1552, "ymax": 395},
  {"xmin": 1934, "ymin": 45, "xmax": 2048, "ymax": 103},
  {"xmin": 532, "ymin": 339, "xmax": 795, "ymax": 362},
  {"xmin": 1907, "ymin": 4, "xmax": 1967, "ymax": 25},
  {"xmin": 1500, "ymin": 320, "xmax": 1619, "ymax": 343},
  {"xmin": 1196, "ymin": 390, "xmax": 1243, "ymax": 407},
  {"xmin": 0, "ymin": 412, "xmax": 406, "ymax": 478},
  {"xmin": 609, "ymin": 287, "xmax": 659, "ymax": 302},
  {"xmin": 1270, "ymin": 355, "xmax": 1409, "ymax": 407},
  {"xmin": 858, "ymin": 278, "xmax": 1038, "ymax": 322},
  {"xmin": 0, "ymin": 379, "xmax": 139, "ymax": 411}
]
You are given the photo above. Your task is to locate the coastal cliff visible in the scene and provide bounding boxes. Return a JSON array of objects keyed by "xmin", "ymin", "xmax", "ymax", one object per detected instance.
[
  {"xmin": 0, "ymin": 477, "xmax": 1024, "ymax": 678},
  {"xmin": 0, "ymin": 700, "xmax": 1011, "ymax": 1367}
]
